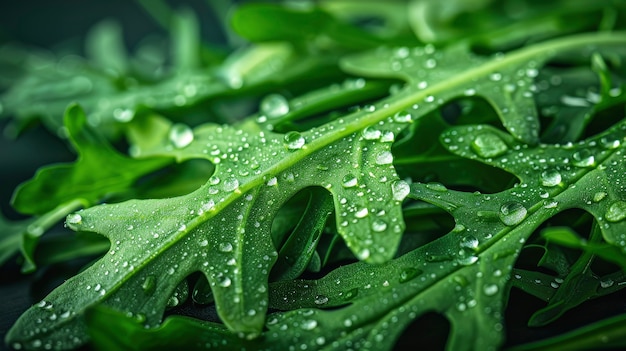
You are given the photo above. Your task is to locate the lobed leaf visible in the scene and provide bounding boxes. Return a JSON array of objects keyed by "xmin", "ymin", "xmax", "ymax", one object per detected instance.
[{"xmin": 5, "ymin": 29, "xmax": 626, "ymax": 351}]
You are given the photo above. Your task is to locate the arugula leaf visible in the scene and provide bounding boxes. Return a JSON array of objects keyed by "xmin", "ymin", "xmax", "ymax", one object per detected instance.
[
  {"xmin": 6, "ymin": 29, "xmax": 626, "ymax": 351},
  {"xmin": 4, "ymin": 1, "xmax": 626, "ymax": 350},
  {"xmin": 11, "ymin": 105, "xmax": 170, "ymax": 216}
]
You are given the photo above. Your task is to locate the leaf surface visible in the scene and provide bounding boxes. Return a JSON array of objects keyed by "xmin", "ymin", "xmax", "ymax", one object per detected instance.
[{"xmin": 6, "ymin": 31, "xmax": 626, "ymax": 351}]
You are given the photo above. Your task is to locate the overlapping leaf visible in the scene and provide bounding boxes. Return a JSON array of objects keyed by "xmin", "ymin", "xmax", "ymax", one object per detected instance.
[
  {"xmin": 5, "ymin": 28, "xmax": 626, "ymax": 351},
  {"xmin": 5, "ymin": 83, "xmax": 411, "ymax": 349},
  {"xmin": 81, "ymin": 114, "xmax": 626, "ymax": 351}
]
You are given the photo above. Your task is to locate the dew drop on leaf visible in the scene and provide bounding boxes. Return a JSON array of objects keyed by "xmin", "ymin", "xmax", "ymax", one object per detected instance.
[
  {"xmin": 142, "ymin": 275, "xmax": 156, "ymax": 295},
  {"xmin": 471, "ymin": 132, "xmax": 508, "ymax": 158},
  {"xmin": 371, "ymin": 219, "xmax": 387, "ymax": 232},
  {"xmin": 572, "ymin": 150, "xmax": 595, "ymax": 167},
  {"xmin": 219, "ymin": 242, "xmax": 233, "ymax": 252},
  {"xmin": 314, "ymin": 295, "xmax": 329, "ymax": 305},
  {"xmin": 113, "ymin": 108, "xmax": 134, "ymax": 123},
  {"xmin": 605, "ymin": 201, "xmax": 626, "ymax": 222},
  {"xmin": 199, "ymin": 200, "xmax": 215, "ymax": 214},
  {"xmin": 600, "ymin": 137, "xmax": 621, "ymax": 149},
  {"xmin": 593, "ymin": 192, "xmax": 607, "ymax": 203},
  {"xmin": 362, "ymin": 127, "xmax": 382, "ymax": 140},
  {"xmin": 284, "ymin": 131, "xmax": 305, "ymax": 150},
  {"xmin": 355, "ymin": 208, "xmax": 369, "ymax": 218},
  {"xmin": 375, "ymin": 151, "xmax": 393, "ymax": 165},
  {"xmin": 483, "ymin": 284, "xmax": 499, "ymax": 296},
  {"xmin": 391, "ymin": 180, "xmax": 410, "ymax": 201},
  {"xmin": 342, "ymin": 174, "xmax": 358, "ymax": 188},
  {"xmin": 457, "ymin": 255, "xmax": 479, "ymax": 266},
  {"xmin": 380, "ymin": 131, "xmax": 395, "ymax": 143},
  {"xmin": 66, "ymin": 213, "xmax": 82, "ymax": 225},
  {"xmin": 169, "ymin": 123, "xmax": 194, "ymax": 149},
  {"xmin": 399, "ymin": 268, "xmax": 422, "ymax": 283},
  {"xmin": 357, "ymin": 248, "xmax": 370, "ymax": 260},
  {"xmin": 223, "ymin": 177, "xmax": 239, "ymax": 192},
  {"xmin": 219, "ymin": 276, "xmax": 232, "ymax": 288},
  {"xmin": 393, "ymin": 110, "xmax": 412, "ymax": 123},
  {"xmin": 260, "ymin": 94, "xmax": 289, "ymax": 119},
  {"xmin": 459, "ymin": 235, "xmax": 479, "ymax": 250},
  {"xmin": 425, "ymin": 182, "xmax": 447, "ymax": 192},
  {"xmin": 499, "ymin": 201, "xmax": 527, "ymax": 226},
  {"xmin": 342, "ymin": 288, "xmax": 359, "ymax": 300},
  {"xmin": 301, "ymin": 319, "xmax": 318, "ymax": 330},
  {"xmin": 540, "ymin": 170, "xmax": 562, "ymax": 187}
]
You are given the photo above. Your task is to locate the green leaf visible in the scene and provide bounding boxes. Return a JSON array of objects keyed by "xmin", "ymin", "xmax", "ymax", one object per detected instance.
[
  {"xmin": 510, "ymin": 312, "xmax": 626, "ymax": 351},
  {"xmin": 270, "ymin": 187, "xmax": 334, "ymax": 281},
  {"xmin": 11, "ymin": 105, "xmax": 170, "ymax": 215},
  {"xmin": 230, "ymin": 3, "xmax": 388, "ymax": 49},
  {"xmin": 85, "ymin": 20, "xmax": 129, "ymax": 76},
  {"xmin": 5, "ymin": 24, "xmax": 626, "ymax": 351}
]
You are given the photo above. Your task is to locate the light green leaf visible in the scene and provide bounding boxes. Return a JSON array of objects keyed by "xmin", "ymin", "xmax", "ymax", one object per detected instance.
[{"xmin": 11, "ymin": 105, "xmax": 170, "ymax": 215}]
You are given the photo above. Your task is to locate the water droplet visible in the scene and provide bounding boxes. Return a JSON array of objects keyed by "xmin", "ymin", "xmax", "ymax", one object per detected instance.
[
  {"xmin": 600, "ymin": 137, "xmax": 621, "ymax": 149},
  {"xmin": 489, "ymin": 72, "xmax": 502, "ymax": 81},
  {"xmin": 355, "ymin": 208, "xmax": 369, "ymax": 218},
  {"xmin": 375, "ymin": 151, "xmax": 394, "ymax": 165},
  {"xmin": 371, "ymin": 219, "xmax": 387, "ymax": 232},
  {"xmin": 541, "ymin": 170, "xmax": 562, "ymax": 187},
  {"xmin": 342, "ymin": 288, "xmax": 359, "ymax": 300},
  {"xmin": 113, "ymin": 108, "xmax": 134, "ymax": 123},
  {"xmin": 219, "ymin": 242, "xmax": 233, "ymax": 252},
  {"xmin": 392, "ymin": 180, "xmax": 410, "ymax": 201},
  {"xmin": 357, "ymin": 248, "xmax": 370, "ymax": 260},
  {"xmin": 457, "ymin": 255, "xmax": 479, "ymax": 266},
  {"xmin": 380, "ymin": 131, "xmax": 395, "ymax": 143},
  {"xmin": 483, "ymin": 284, "xmax": 499, "ymax": 296},
  {"xmin": 471, "ymin": 132, "xmax": 508, "ymax": 158},
  {"xmin": 393, "ymin": 110, "xmax": 412, "ymax": 123},
  {"xmin": 199, "ymin": 200, "xmax": 215, "ymax": 214},
  {"xmin": 66, "ymin": 213, "xmax": 82, "ymax": 225},
  {"xmin": 600, "ymin": 279, "xmax": 614, "ymax": 288},
  {"xmin": 399, "ymin": 268, "xmax": 422, "ymax": 283},
  {"xmin": 314, "ymin": 295, "xmax": 329, "ymax": 305},
  {"xmin": 284, "ymin": 131, "xmax": 305, "ymax": 150},
  {"xmin": 142, "ymin": 276, "xmax": 156, "ymax": 295},
  {"xmin": 605, "ymin": 201, "xmax": 626, "ymax": 222},
  {"xmin": 425, "ymin": 182, "xmax": 447, "ymax": 192},
  {"xmin": 572, "ymin": 150, "xmax": 595, "ymax": 167},
  {"xmin": 460, "ymin": 235, "xmax": 479, "ymax": 250},
  {"xmin": 199, "ymin": 239, "xmax": 208, "ymax": 247},
  {"xmin": 301, "ymin": 319, "xmax": 318, "ymax": 330},
  {"xmin": 223, "ymin": 177, "xmax": 239, "ymax": 192},
  {"xmin": 169, "ymin": 123, "xmax": 194, "ymax": 149},
  {"xmin": 593, "ymin": 192, "xmax": 607, "ymax": 203},
  {"xmin": 261, "ymin": 94, "xmax": 289, "ymax": 119},
  {"xmin": 362, "ymin": 127, "xmax": 381, "ymax": 140},
  {"xmin": 499, "ymin": 201, "xmax": 527, "ymax": 226},
  {"xmin": 266, "ymin": 177, "xmax": 277, "ymax": 186},
  {"xmin": 342, "ymin": 174, "xmax": 358, "ymax": 188},
  {"xmin": 219, "ymin": 276, "xmax": 232, "ymax": 287}
]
